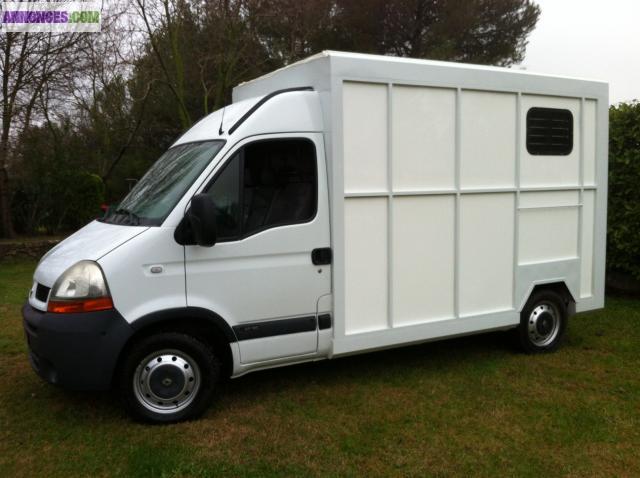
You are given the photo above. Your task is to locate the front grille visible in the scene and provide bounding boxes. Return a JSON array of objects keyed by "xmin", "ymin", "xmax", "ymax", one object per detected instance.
[{"xmin": 35, "ymin": 283, "xmax": 50, "ymax": 302}]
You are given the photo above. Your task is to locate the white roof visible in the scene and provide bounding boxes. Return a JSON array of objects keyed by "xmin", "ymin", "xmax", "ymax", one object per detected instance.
[{"xmin": 237, "ymin": 50, "xmax": 607, "ymax": 91}]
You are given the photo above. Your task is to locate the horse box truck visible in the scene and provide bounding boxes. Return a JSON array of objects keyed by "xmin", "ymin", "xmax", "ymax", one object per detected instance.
[{"xmin": 22, "ymin": 51, "xmax": 608, "ymax": 422}]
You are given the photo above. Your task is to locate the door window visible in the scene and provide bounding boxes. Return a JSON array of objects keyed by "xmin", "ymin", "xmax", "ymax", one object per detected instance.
[
  {"xmin": 205, "ymin": 152, "xmax": 242, "ymax": 239},
  {"xmin": 204, "ymin": 138, "xmax": 317, "ymax": 241}
]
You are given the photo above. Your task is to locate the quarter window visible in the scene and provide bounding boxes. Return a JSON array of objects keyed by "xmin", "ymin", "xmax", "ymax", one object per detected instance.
[
  {"xmin": 205, "ymin": 139, "xmax": 317, "ymax": 241},
  {"xmin": 526, "ymin": 107, "xmax": 573, "ymax": 156}
]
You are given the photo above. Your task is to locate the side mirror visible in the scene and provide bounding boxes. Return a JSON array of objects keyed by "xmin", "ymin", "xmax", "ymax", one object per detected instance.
[{"xmin": 187, "ymin": 194, "xmax": 217, "ymax": 247}]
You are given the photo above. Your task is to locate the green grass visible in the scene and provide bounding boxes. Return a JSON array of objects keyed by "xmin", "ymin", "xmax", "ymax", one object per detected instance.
[{"xmin": 1, "ymin": 259, "xmax": 639, "ymax": 477}]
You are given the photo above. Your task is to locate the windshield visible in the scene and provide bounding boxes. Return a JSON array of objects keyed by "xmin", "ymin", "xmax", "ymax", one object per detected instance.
[{"xmin": 102, "ymin": 140, "xmax": 225, "ymax": 226}]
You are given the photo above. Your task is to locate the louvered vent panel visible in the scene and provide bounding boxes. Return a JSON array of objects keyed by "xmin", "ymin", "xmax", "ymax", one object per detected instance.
[{"xmin": 526, "ymin": 107, "xmax": 573, "ymax": 156}]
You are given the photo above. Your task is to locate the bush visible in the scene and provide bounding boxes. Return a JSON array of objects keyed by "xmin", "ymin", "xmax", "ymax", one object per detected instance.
[
  {"xmin": 608, "ymin": 101, "xmax": 640, "ymax": 280},
  {"xmin": 12, "ymin": 170, "xmax": 105, "ymax": 235},
  {"xmin": 11, "ymin": 122, "xmax": 105, "ymax": 235}
]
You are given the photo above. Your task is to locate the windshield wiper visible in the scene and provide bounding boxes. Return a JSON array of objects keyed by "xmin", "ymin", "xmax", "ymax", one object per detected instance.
[{"xmin": 112, "ymin": 207, "xmax": 141, "ymax": 226}]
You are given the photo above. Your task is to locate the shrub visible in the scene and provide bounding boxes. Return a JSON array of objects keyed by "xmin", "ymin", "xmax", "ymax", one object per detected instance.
[
  {"xmin": 608, "ymin": 101, "xmax": 640, "ymax": 280},
  {"xmin": 11, "ymin": 123, "xmax": 105, "ymax": 235},
  {"xmin": 12, "ymin": 170, "xmax": 105, "ymax": 235}
]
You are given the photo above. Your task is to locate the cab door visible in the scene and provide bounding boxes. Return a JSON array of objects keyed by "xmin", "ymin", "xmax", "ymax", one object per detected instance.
[{"xmin": 185, "ymin": 133, "xmax": 331, "ymax": 364}]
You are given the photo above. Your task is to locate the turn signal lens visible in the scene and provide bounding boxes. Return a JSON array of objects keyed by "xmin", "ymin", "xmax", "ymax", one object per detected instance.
[{"xmin": 47, "ymin": 297, "xmax": 114, "ymax": 314}]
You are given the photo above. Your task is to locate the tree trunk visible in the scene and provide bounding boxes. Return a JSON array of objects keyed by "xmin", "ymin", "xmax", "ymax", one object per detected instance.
[
  {"xmin": 0, "ymin": 107, "xmax": 15, "ymax": 238},
  {"xmin": 0, "ymin": 33, "xmax": 15, "ymax": 239},
  {"xmin": 0, "ymin": 166, "xmax": 15, "ymax": 238}
]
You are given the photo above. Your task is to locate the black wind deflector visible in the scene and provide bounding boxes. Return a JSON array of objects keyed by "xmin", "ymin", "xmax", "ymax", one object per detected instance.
[{"xmin": 227, "ymin": 87, "xmax": 314, "ymax": 135}]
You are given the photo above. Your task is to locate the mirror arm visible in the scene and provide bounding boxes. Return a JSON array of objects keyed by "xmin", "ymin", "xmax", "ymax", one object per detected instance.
[
  {"xmin": 173, "ymin": 216, "xmax": 196, "ymax": 245},
  {"xmin": 185, "ymin": 193, "xmax": 217, "ymax": 247}
]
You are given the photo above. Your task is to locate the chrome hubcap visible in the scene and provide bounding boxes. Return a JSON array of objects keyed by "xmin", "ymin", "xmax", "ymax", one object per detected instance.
[
  {"xmin": 133, "ymin": 349, "xmax": 200, "ymax": 414},
  {"xmin": 527, "ymin": 303, "xmax": 560, "ymax": 346}
]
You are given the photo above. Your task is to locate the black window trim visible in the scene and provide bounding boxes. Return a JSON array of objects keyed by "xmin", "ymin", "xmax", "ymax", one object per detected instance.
[
  {"xmin": 198, "ymin": 136, "xmax": 319, "ymax": 243},
  {"xmin": 227, "ymin": 87, "xmax": 314, "ymax": 135},
  {"xmin": 526, "ymin": 107, "xmax": 574, "ymax": 156}
]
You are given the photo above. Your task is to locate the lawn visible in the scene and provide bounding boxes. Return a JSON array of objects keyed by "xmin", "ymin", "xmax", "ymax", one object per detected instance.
[{"xmin": 1, "ymin": 259, "xmax": 639, "ymax": 477}]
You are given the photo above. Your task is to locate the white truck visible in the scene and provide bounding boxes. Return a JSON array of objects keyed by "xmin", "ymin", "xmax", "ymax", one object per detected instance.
[{"xmin": 22, "ymin": 51, "xmax": 609, "ymax": 422}]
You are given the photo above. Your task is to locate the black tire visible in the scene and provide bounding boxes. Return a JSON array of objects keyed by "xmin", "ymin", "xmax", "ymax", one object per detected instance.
[
  {"xmin": 118, "ymin": 332, "xmax": 220, "ymax": 423},
  {"xmin": 517, "ymin": 290, "xmax": 568, "ymax": 354}
]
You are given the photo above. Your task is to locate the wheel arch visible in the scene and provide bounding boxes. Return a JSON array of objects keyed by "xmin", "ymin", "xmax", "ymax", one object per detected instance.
[
  {"xmin": 114, "ymin": 307, "xmax": 237, "ymax": 384},
  {"xmin": 520, "ymin": 282, "xmax": 577, "ymax": 317}
]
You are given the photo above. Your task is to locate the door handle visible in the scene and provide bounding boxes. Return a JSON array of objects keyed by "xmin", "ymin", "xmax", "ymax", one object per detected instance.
[{"xmin": 311, "ymin": 248, "xmax": 332, "ymax": 265}]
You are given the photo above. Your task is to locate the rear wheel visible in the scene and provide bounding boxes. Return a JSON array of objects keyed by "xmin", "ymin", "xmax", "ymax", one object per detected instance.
[
  {"xmin": 517, "ymin": 290, "xmax": 568, "ymax": 353},
  {"xmin": 118, "ymin": 332, "xmax": 220, "ymax": 423}
]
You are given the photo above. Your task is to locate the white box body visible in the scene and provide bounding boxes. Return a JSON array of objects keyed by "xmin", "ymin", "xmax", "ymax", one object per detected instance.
[{"xmin": 233, "ymin": 51, "xmax": 608, "ymax": 358}]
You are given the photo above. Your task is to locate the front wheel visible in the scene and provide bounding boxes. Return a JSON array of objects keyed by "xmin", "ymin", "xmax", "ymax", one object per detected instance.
[
  {"xmin": 517, "ymin": 290, "xmax": 568, "ymax": 353},
  {"xmin": 118, "ymin": 332, "xmax": 220, "ymax": 423}
]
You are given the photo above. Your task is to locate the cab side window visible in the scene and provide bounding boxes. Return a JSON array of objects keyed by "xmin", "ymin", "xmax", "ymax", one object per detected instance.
[
  {"xmin": 205, "ymin": 151, "xmax": 241, "ymax": 239},
  {"xmin": 205, "ymin": 139, "xmax": 317, "ymax": 241}
]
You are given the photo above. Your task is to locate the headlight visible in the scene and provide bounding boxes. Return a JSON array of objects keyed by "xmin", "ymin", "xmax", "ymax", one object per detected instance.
[{"xmin": 47, "ymin": 261, "xmax": 113, "ymax": 314}]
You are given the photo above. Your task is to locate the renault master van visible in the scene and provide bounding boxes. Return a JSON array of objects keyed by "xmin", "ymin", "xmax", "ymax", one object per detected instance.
[{"xmin": 22, "ymin": 51, "xmax": 609, "ymax": 422}]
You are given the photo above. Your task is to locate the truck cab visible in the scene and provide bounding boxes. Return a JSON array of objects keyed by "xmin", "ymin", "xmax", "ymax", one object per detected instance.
[{"xmin": 24, "ymin": 88, "xmax": 333, "ymax": 422}]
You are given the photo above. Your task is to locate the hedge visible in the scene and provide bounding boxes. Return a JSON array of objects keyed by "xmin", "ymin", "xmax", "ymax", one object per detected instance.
[{"xmin": 608, "ymin": 101, "xmax": 640, "ymax": 280}]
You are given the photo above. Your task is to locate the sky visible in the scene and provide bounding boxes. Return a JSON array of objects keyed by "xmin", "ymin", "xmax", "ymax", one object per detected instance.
[{"xmin": 520, "ymin": 0, "xmax": 640, "ymax": 104}]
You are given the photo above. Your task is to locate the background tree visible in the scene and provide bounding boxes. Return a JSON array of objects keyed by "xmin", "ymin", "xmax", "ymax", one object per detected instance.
[
  {"xmin": 379, "ymin": 0, "xmax": 539, "ymax": 65},
  {"xmin": 250, "ymin": 0, "xmax": 540, "ymax": 65},
  {"xmin": 2, "ymin": 0, "xmax": 541, "ymax": 237},
  {"xmin": 0, "ymin": 32, "xmax": 86, "ymax": 237}
]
